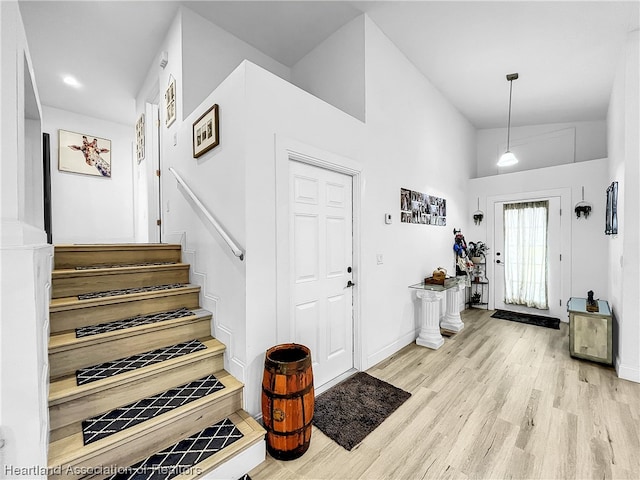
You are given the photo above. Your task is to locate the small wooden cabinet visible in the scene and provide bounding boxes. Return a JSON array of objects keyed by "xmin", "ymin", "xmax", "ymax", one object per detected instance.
[{"xmin": 568, "ymin": 297, "xmax": 612, "ymax": 365}]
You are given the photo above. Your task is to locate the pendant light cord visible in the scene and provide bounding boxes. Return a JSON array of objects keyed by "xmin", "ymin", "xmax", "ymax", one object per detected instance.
[{"xmin": 506, "ymin": 79, "xmax": 513, "ymax": 151}]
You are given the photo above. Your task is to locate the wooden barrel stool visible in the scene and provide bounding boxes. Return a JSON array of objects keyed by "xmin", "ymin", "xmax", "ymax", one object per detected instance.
[{"xmin": 261, "ymin": 343, "xmax": 314, "ymax": 460}]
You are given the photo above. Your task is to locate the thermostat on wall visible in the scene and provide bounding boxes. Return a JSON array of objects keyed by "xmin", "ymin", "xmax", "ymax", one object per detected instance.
[{"xmin": 385, "ymin": 213, "xmax": 392, "ymax": 224}]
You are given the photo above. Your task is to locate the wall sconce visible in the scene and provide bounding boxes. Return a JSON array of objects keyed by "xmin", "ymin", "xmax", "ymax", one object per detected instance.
[
  {"xmin": 473, "ymin": 198, "xmax": 484, "ymax": 225},
  {"xmin": 574, "ymin": 186, "xmax": 592, "ymax": 219}
]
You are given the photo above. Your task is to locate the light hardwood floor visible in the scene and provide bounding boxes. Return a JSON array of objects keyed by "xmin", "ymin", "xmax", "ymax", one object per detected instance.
[{"xmin": 250, "ymin": 308, "xmax": 640, "ymax": 480}]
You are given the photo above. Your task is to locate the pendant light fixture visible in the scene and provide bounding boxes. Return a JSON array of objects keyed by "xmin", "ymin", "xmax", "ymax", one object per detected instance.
[{"xmin": 497, "ymin": 73, "xmax": 519, "ymax": 167}]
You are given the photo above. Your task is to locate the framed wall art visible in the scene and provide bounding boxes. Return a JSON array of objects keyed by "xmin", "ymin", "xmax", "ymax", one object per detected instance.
[
  {"xmin": 58, "ymin": 129, "xmax": 111, "ymax": 177},
  {"xmin": 400, "ymin": 187, "xmax": 446, "ymax": 226},
  {"xmin": 165, "ymin": 76, "xmax": 176, "ymax": 127},
  {"xmin": 193, "ymin": 104, "xmax": 219, "ymax": 158},
  {"xmin": 135, "ymin": 113, "xmax": 145, "ymax": 163},
  {"xmin": 605, "ymin": 181, "xmax": 618, "ymax": 235}
]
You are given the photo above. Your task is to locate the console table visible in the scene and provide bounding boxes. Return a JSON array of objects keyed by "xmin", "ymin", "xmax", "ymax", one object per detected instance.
[
  {"xmin": 568, "ymin": 297, "xmax": 613, "ymax": 365},
  {"xmin": 409, "ymin": 279, "xmax": 465, "ymax": 349}
]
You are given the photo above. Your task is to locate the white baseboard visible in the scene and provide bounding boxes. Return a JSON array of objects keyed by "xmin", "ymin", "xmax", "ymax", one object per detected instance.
[
  {"xmin": 365, "ymin": 330, "xmax": 416, "ymax": 370},
  {"xmin": 200, "ymin": 440, "xmax": 265, "ymax": 480},
  {"xmin": 616, "ymin": 356, "xmax": 640, "ymax": 383}
]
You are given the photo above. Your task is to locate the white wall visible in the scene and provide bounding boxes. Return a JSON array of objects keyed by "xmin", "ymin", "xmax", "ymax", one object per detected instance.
[
  {"xmin": 0, "ymin": 2, "xmax": 51, "ymax": 477},
  {"xmin": 360, "ymin": 17, "xmax": 476, "ymax": 368},
  {"xmin": 607, "ymin": 30, "xmax": 640, "ymax": 383},
  {"xmin": 43, "ymin": 106, "xmax": 135, "ymax": 244},
  {"xmin": 160, "ymin": 63, "xmax": 249, "ymax": 390},
  {"xmin": 135, "ymin": 10, "xmax": 184, "ymax": 243},
  {"xmin": 477, "ymin": 120, "xmax": 607, "ymax": 178},
  {"xmin": 158, "ymin": 14, "xmax": 477, "ymax": 416},
  {"xmin": 243, "ymin": 62, "xmax": 366, "ymax": 415},
  {"xmin": 291, "ymin": 15, "xmax": 365, "ymax": 122},
  {"xmin": 467, "ymin": 159, "xmax": 610, "ymax": 316},
  {"xmin": 181, "ymin": 6, "xmax": 290, "ymax": 120}
]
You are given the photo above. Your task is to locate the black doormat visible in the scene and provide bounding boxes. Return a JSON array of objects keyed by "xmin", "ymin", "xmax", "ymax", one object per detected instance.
[
  {"xmin": 491, "ymin": 309, "xmax": 560, "ymax": 329},
  {"xmin": 313, "ymin": 372, "xmax": 411, "ymax": 451}
]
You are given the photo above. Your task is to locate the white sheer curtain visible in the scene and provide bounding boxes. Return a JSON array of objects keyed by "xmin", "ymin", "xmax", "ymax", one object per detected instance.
[{"xmin": 503, "ymin": 201, "xmax": 549, "ymax": 309}]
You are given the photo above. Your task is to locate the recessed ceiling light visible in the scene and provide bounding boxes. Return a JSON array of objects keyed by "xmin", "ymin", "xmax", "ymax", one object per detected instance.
[{"xmin": 62, "ymin": 75, "xmax": 81, "ymax": 88}]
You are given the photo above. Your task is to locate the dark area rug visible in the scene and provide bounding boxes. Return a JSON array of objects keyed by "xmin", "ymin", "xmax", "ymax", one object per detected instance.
[
  {"xmin": 313, "ymin": 372, "xmax": 411, "ymax": 451},
  {"xmin": 492, "ymin": 309, "xmax": 560, "ymax": 330}
]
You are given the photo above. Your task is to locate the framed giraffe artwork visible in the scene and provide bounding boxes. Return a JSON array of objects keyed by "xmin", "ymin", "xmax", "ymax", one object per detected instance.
[{"xmin": 58, "ymin": 129, "xmax": 112, "ymax": 178}]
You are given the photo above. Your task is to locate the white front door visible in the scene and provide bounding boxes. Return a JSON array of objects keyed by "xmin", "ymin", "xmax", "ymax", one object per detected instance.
[
  {"xmin": 289, "ymin": 160, "xmax": 354, "ymax": 388},
  {"xmin": 494, "ymin": 196, "xmax": 563, "ymax": 318}
]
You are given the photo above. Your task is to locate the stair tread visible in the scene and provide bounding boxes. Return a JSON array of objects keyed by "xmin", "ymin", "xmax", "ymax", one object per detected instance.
[
  {"xmin": 49, "ymin": 308, "xmax": 211, "ymax": 350},
  {"xmin": 49, "ymin": 337, "xmax": 224, "ymax": 404},
  {"xmin": 77, "ymin": 283, "xmax": 190, "ymax": 301},
  {"xmin": 76, "ymin": 339, "xmax": 207, "ymax": 386},
  {"xmin": 52, "ymin": 262, "xmax": 187, "ymax": 277},
  {"xmin": 51, "ymin": 411, "xmax": 264, "ymax": 480},
  {"xmin": 81, "ymin": 373, "xmax": 229, "ymax": 445},
  {"xmin": 48, "ymin": 371, "xmax": 243, "ymax": 465},
  {"xmin": 176, "ymin": 410, "xmax": 265, "ymax": 480},
  {"xmin": 50, "ymin": 284, "xmax": 201, "ymax": 311}
]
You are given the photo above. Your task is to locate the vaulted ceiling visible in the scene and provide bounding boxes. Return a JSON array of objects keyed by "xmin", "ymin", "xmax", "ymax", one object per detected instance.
[{"xmin": 19, "ymin": 1, "xmax": 639, "ymax": 127}]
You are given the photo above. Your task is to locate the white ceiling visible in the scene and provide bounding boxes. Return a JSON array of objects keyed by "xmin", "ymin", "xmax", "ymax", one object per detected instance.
[{"xmin": 18, "ymin": 1, "xmax": 639, "ymax": 128}]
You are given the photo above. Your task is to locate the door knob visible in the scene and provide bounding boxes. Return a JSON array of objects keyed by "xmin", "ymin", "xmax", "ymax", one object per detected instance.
[
  {"xmin": 496, "ymin": 260, "xmax": 502, "ymax": 264},
  {"xmin": 346, "ymin": 280, "xmax": 356, "ymax": 288}
]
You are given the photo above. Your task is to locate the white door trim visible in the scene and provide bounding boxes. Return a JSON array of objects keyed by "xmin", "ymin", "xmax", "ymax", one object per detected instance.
[
  {"xmin": 486, "ymin": 187, "xmax": 571, "ymax": 319},
  {"xmin": 275, "ymin": 135, "xmax": 363, "ymax": 377}
]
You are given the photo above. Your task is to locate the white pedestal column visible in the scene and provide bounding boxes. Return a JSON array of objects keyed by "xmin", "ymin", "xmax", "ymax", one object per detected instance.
[
  {"xmin": 441, "ymin": 281, "xmax": 466, "ymax": 332},
  {"xmin": 416, "ymin": 289, "xmax": 444, "ymax": 349}
]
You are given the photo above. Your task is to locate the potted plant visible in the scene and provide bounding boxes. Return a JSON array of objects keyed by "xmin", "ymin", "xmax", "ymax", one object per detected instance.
[
  {"xmin": 471, "ymin": 292, "xmax": 482, "ymax": 304},
  {"xmin": 468, "ymin": 241, "xmax": 489, "ymax": 264}
]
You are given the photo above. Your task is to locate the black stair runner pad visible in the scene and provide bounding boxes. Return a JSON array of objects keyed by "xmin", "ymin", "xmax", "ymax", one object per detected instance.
[
  {"xmin": 107, "ymin": 418, "xmax": 243, "ymax": 480},
  {"xmin": 75, "ymin": 262, "xmax": 175, "ymax": 270},
  {"xmin": 78, "ymin": 283, "xmax": 188, "ymax": 300},
  {"xmin": 75, "ymin": 308, "xmax": 194, "ymax": 338},
  {"xmin": 76, "ymin": 339, "xmax": 207, "ymax": 386},
  {"xmin": 82, "ymin": 374, "xmax": 225, "ymax": 445}
]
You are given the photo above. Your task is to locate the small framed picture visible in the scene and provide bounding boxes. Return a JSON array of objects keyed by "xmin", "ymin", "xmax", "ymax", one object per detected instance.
[
  {"xmin": 135, "ymin": 113, "xmax": 145, "ymax": 163},
  {"xmin": 165, "ymin": 77, "xmax": 176, "ymax": 127},
  {"xmin": 58, "ymin": 129, "xmax": 111, "ymax": 177},
  {"xmin": 193, "ymin": 104, "xmax": 219, "ymax": 158}
]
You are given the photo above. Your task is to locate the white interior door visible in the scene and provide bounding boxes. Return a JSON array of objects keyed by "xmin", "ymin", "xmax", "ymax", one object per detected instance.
[
  {"xmin": 494, "ymin": 196, "xmax": 563, "ymax": 318},
  {"xmin": 289, "ymin": 160, "xmax": 354, "ymax": 388}
]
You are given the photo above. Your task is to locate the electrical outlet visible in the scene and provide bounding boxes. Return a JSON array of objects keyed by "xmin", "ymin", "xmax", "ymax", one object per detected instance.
[{"xmin": 385, "ymin": 213, "xmax": 392, "ymax": 224}]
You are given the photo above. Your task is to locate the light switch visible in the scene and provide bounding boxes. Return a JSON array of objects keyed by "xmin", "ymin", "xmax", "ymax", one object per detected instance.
[{"xmin": 376, "ymin": 254, "xmax": 384, "ymax": 265}]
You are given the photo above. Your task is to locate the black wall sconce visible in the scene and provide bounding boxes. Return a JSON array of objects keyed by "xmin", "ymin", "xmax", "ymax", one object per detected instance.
[
  {"xmin": 473, "ymin": 198, "xmax": 484, "ymax": 225},
  {"xmin": 574, "ymin": 186, "xmax": 592, "ymax": 219}
]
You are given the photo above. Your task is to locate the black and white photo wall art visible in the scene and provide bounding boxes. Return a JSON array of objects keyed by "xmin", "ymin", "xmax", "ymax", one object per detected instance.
[{"xmin": 400, "ymin": 188, "xmax": 446, "ymax": 225}]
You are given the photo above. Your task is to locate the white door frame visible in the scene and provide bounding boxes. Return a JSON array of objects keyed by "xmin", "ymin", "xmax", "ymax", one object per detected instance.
[
  {"xmin": 486, "ymin": 187, "xmax": 572, "ymax": 319},
  {"xmin": 275, "ymin": 135, "xmax": 363, "ymax": 380}
]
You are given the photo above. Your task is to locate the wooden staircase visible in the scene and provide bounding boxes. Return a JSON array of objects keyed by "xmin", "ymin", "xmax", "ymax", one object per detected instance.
[{"xmin": 47, "ymin": 244, "xmax": 265, "ymax": 479}]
